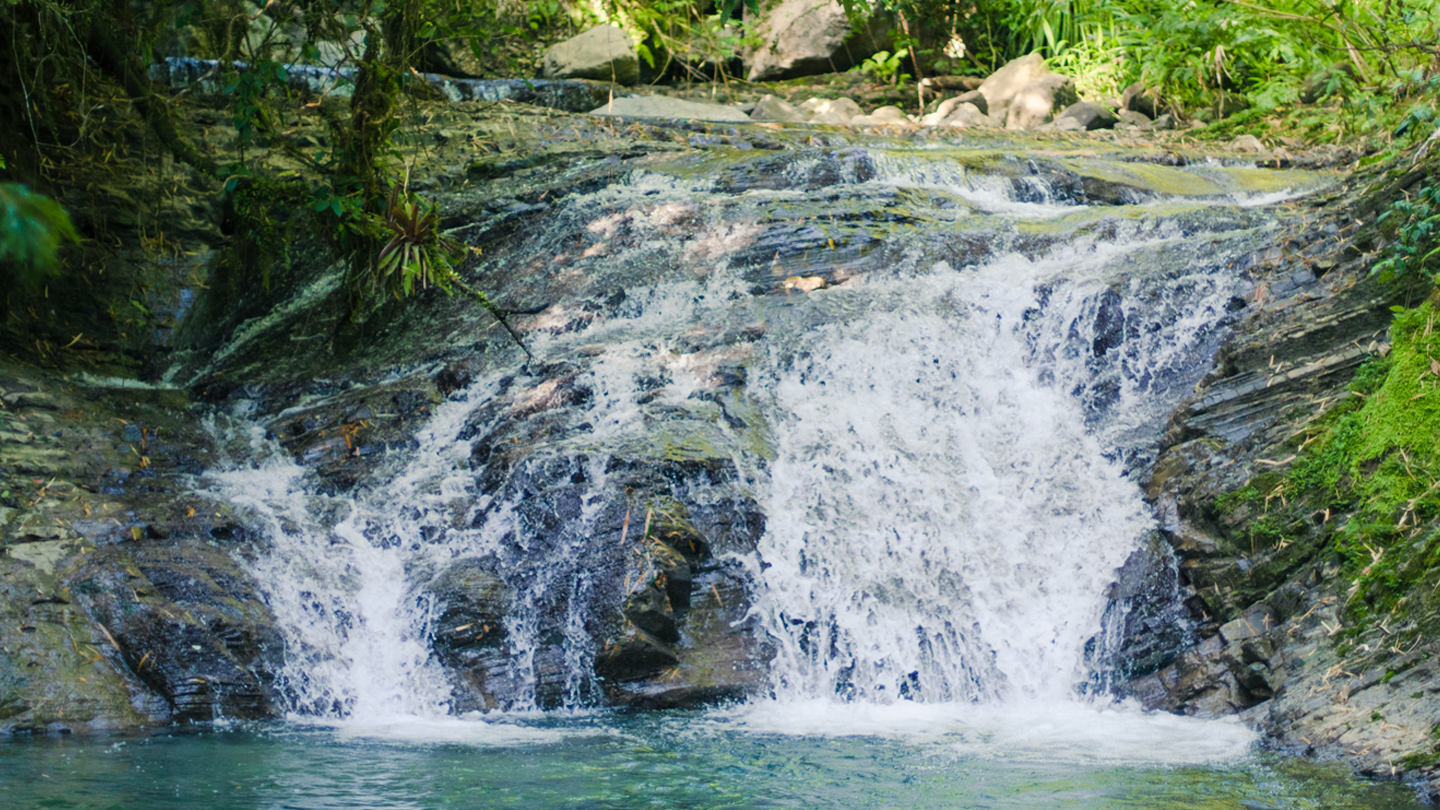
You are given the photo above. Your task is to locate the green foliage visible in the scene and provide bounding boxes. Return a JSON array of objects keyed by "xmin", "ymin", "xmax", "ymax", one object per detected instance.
[
  {"xmin": 1047, "ymin": 23, "xmax": 1126, "ymax": 99},
  {"xmin": 1349, "ymin": 354, "xmax": 1393, "ymax": 396},
  {"xmin": 224, "ymin": 59, "xmax": 290, "ymax": 149},
  {"xmin": 855, "ymin": 49, "xmax": 910, "ymax": 85},
  {"xmin": 1352, "ymin": 306, "xmax": 1440, "ymax": 464},
  {"xmin": 222, "ymin": 175, "xmax": 314, "ymax": 293},
  {"xmin": 827, "ymin": 0, "xmax": 1427, "ymax": 118},
  {"xmin": 1286, "ymin": 411, "xmax": 1363, "ymax": 498},
  {"xmin": 1373, "ymin": 181, "xmax": 1440, "ymax": 286},
  {"xmin": 1002, "ymin": 0, "xmax": 1083, "ymax": 57},
  {"xmin": 1275, "ymin": 304, "xmax": 1440, "ymax": 631},
  {"xmin": 0, "ymin": 183, "xmax": 78, "ymax": 289},
  {"xmin": 608, "ymin": 0, "xmax": 760, "ymax": 79},
  {"xmin": 361, "ymin": 186, "xmax": 465, "ymax": 299},
  {"xmin": 716, "ymin": 0, "xmax": 761, "ymax": 26}
]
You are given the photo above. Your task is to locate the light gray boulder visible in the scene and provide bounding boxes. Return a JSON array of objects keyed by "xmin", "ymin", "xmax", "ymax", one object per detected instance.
[
  {"xmin": 977, "ymin": 54, "xmax": 1049, "ymax": 122},
  {"xmin": 590, "ymin": 96, "xmax": 750, "ymax": 122},
  {"xmin": 1004, "ymin": 74, "xmax": 1078, "ymax": 130},
  {"xmin": 937, "ymin": 102, "xmax": 990, "ymax": 128},
  {"xmin": 1230, "ymin": 134, "xmax": 1267, "ymax": 153},
  {"xmin": 920, "ymin": 97, "xmax": 961, "ymax": 126},
  {"xmin": 1121, "ymin": 81, "xmax": 1163, "ymax": 119},
  {"xmin": 921, "ymin": 90, "xmax": 988, "ymax": 126},
  {"xmin": 956, "ymin": 89, "xmax": 988, "ymax": 117},
  {"xmin": 750, "ymin": 94, "xmax": 809, "ymax": 123},
  {"xmin": 543, "ymin": 25, "xmax": 639, "ymax": 86},
  {"xmin": 851, "ymin": 105, "xmax": 912, "ymax": 126},
  {"xmin": 744, "ymin": 0, "xmax": 892, "ymax": 81},
  {"xmin": 1117, "ymin": 109, "xmax": 1152, "ymax": 127},
  {"xmin": 1147, "ymin": 113, "xmax": 1177, "ymax": 131},
  {"xmin": 1053, "ymin": 101, "xmax": 1118, "ymax": 131},
  {"xmin": 799, "ymin": 96, "xmax": 863, "ymax": 125}
]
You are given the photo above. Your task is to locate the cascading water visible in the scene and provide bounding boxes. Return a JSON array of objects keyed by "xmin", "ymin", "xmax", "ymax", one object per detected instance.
[
  {"xmin": 199, "ymin": 144, "xmax": 1308, "ymax": 734},
  {"xmin": 750, "ymin": 236, "xmax": 1245, "ymax": 705},
  {"xmin": 205, "ymin": 391, "xmax": 495, "ymax": 719}
]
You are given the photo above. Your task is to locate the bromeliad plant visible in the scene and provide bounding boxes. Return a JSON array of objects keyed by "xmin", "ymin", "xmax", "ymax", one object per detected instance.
[
  {"xmin": 369, "ymin": 185, "xmax": 465, "ymax": 298},
  {"xmin": 359, "ymin": 184, "xmax": 533, "ymax": 358}
]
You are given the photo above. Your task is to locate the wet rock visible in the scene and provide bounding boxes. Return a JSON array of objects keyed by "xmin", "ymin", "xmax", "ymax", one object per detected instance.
[
  {"xmin": 596, "ymin": 626, "xmax": 680, "ymax": 682},
  {"xmin": 426, "ymin": 559, "xmax": 512, "ymax": 710},
  {"xmin": 1218, "ymin": 604, "xmax": 1275, "ymax": 644},
  {"xmin": 1086, "ymin": 533, "xmax": 1195, "ymax": 688},
  {"xmin": 0, "ymin": 542, "xmax": 154, "ymax": 731},
  {"xmin": 1164, "ymin": 286, "xmax": 1386, "ymax": 448},
  {"xmin": 744, "ymin": 0, "xmax": 891, "ymax": 81},
  {"xmin": 126, "ymin": 93, "xmax": 1361, "ymax": 732},
  {"xmin": 431, "ymin": 392, "xmax": 770, "ymax": 712},
  {"xmin": 0, "ymin": 363, "xmax": 288, "ymax": 730},
  {"xmin": 67, "ymin": 544, "xmax": 278, "ymax": 722},
  {"xmin": 1109, "ymin": 161, "xmax": 1440, "ymax": 784},
  {"xmin": 1128, "ymin": 591, "xmax": 1291, "ymax": 715},
  {"xmin": 542, "ymin": 25, "xmax": 639, "ymax": 86}
]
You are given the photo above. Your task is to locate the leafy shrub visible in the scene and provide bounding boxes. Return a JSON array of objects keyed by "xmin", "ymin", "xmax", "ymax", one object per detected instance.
[
  {"xmin": 0, "ymin": 182, "xmax": 78, "ymax": 289},
  {"xmin": 1373, "ymin": 181, "xmax": 1440, "ymax": 286},
  {"xmin": 855, "ymin": 49, "xmax": 911, "ymax": 84}
]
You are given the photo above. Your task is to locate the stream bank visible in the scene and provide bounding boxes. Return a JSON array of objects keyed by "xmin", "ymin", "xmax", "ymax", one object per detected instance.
[{"xmin": 1104, "ymin": 152, "xmax": 1440, "ymax": 796}]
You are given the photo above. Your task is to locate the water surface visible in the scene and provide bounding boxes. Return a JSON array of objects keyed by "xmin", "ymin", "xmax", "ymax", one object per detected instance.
[{"xmin": 2, "ymin": 704, "xmax": 1421, "ymax": 809}]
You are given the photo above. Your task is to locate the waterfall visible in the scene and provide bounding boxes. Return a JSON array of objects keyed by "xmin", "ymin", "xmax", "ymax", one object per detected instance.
[
  {"xmin": 205, "ymin": 390, "xmax": 492, "ymax": 719},
  {"xmin": 197, "ymin": 148, "xmax": 1293, "ymax": 721},
  {"xmin": 751, "ymin": 231, "xmax": 1246, "ymax": 704}
]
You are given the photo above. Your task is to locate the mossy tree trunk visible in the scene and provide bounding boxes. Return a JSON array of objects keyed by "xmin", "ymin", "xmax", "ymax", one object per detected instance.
[{"xmin": 342, "ymin": 0, "xmax": 423, "ymax": 206}]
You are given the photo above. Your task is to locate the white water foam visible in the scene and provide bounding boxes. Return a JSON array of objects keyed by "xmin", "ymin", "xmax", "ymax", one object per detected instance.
[
  {"xmin": 697, "ymin": 699, "xmax": 1256, "ymax": 764},
  {"xmin": 864, "ymin": 150, "xmax": 1080, "ymax": 218},
  {"xmin": 203, "ymin": 379, "xmax": 504, "ymax": 721},
  {"xmin": 749, "ymin": 230, "xmax": 1247, "ymax": 705}
]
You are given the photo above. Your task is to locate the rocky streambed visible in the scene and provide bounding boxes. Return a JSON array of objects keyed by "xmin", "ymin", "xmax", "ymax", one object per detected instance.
[{"xmin": 2, "ymin": 91, "xmax": 1437, "ymax": 798}]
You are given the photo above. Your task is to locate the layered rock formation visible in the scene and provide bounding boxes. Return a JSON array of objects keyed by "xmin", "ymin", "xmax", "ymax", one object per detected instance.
[{"xmin": 1097, "ymin": 156, "xmax": 1440, "ymax": 798}]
